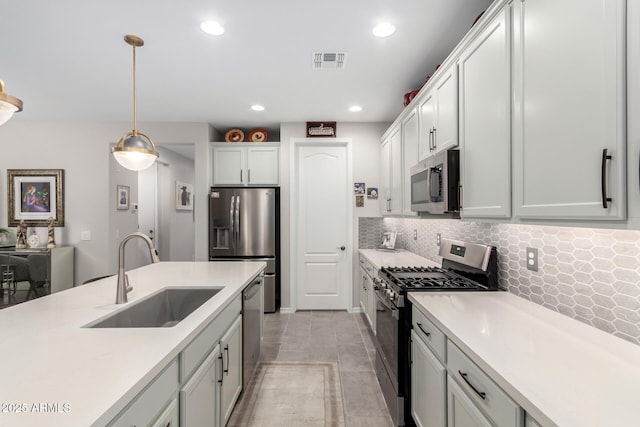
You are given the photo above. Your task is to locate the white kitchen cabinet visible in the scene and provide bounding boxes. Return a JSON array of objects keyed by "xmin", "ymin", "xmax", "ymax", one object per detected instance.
[
  {"xmin": 411, "ymin": 330, "xmax": 446, "ymax": 427},
  {"xmin": 109, "ymin": 360, "xmax": 179, "ymax": 427},
  {"xmin": 402, "ymin": 109, "xmax": 419, "ymax": 215},
  {"xmin": 418, "ymin": 64, "xmax": 458, "ymax": 160},
  {"xmin": 512, "ymin": 0, "xmax": 626, "ymax": 220},
  {"xmin": 447, "ymin": 375, "xmax": 492, "ymax": 427},
  {"xmin": 219, "ymin": 315, "xmax": 243, "ymax": 427},
  {"xmin": 380, "ymin": 125, "xmax": 403, "ymax": 215},
  {"xmin": 358, "ymin": 256, "xmax": 377, "ymax": 334},
  {"xmin": 151, "ymin": 397, "xmax": 179, "ymax": 427},
  {"xmin": 212, "ymin": 144, "xmax": 279, "ymax": 185},
  {"xmin": 525, "ymin": 413, "xmax": 542, "ymax": 427},
  {"xmin": 359, "ymin": 267, "xmax": 369, "ymax": 323},
  {"xmin": 180, "ymin": 345, "xmax": 221, "ymax": 427},
  {"xmin": 458, "ymin": 4, "xmax": 511, "ymax": 219}
]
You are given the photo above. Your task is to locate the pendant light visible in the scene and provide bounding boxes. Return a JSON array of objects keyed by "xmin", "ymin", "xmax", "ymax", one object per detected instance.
[
  {"xmin": 112, "ymin": 35, "xmax": 159, "ymax": 171},
  {"xmin": 0, "ymin": 77, "xmax": 23, "ymax": 126}
]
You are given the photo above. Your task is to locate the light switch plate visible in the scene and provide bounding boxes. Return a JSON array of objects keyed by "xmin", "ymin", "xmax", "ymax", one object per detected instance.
[
  {"xmin": 436, "ymin": 233, "xmax": 441, "ymax": 246},
  {"xmin": 526, "ymin": 247, "xmax": 538, "ymax": 271},
  {"xmin": 413, "ymin": 229, "xmax": 417, "ymax": 240}
]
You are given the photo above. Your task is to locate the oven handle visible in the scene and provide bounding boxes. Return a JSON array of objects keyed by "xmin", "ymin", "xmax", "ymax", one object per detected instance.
[{"xmin": 375, "ymin": 290, "xmax": 399, "ymax": 319}]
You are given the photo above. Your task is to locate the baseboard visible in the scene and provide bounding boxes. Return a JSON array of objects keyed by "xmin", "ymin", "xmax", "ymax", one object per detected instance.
[
  {"xmin": 279, "ymin": 307, "xmax": 295, "ymax": 314},
  {"xmin": 349, "ymin": 307, "xmax": 363, "ymax": 314}
]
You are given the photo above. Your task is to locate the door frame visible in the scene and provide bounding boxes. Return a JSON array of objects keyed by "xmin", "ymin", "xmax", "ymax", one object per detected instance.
[{"xmin": 289, "ymin": 137, "xmax": 353, "ymax": 312}]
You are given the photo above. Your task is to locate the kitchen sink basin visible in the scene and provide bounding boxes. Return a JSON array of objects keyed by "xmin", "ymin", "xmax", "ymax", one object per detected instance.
[{"xmin": 86, "ymin": 287, "xmax": 222, "ymax": 328}]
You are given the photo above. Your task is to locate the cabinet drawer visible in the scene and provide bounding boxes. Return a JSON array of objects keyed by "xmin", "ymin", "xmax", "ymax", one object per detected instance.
[
  {"xmin": 447, "ymin": 341, "xmax": 522, "ymax": 427},
  {"xmin": 181, "ymin": 295, "xmax": 241, "ymax": 383},
  {"xmin": 358, "ymin": 256, "xmax": 377, "ymax": 278},
  {"xmin": 412, "ymin": 306, "xmax": 446, "ymax": 362},
  {"xmin": 109, "ymin": 359, "xmax": 179, "ymax": 427}
]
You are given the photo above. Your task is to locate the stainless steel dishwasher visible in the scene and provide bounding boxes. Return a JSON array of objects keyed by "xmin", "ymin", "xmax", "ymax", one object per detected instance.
[{"xmin": 242, "ymin": 274, "xmax": 263, "ymax": 389}]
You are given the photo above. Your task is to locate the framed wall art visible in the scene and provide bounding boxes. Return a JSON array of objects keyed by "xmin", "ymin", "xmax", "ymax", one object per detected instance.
[
  {"xmin": 116, "ymin": 185, "xmax": 130, "ymax": 210},
  {"xmin": 176, "ymin": 181, "xmax": 193, "ymax": 211},
  {"xmin": 7, "ymin": 169, "xmax": 65, "ymax": 226}
]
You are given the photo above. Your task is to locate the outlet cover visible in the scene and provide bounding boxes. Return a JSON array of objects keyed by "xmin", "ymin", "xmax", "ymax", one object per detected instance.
[
  {"xmin": 413, "ymin": 229, "xmax": 417, "ymax": 240},
  {"xmin": 526, "ymin": 247, "xmax": 538, "ymax": 271},
  {"xmin": 436, "ymin": 233, "xmax": 441, "ymax": 246}
]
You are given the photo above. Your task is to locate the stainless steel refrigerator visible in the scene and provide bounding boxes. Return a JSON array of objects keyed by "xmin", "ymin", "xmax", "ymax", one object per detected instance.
[{"xmin": 209, "ymin": 187, "xmax": 279, "ymax": 312}]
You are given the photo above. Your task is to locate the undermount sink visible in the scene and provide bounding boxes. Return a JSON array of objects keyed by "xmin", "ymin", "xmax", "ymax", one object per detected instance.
[{"xmin": 85, "ymin": 287, "xmax": 222, "ymax": 328}]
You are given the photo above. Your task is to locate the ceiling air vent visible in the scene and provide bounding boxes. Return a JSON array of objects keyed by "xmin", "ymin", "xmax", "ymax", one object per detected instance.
[{"xmin": 312, "ymin": 52, "xmax": 346, "ymax": 69}]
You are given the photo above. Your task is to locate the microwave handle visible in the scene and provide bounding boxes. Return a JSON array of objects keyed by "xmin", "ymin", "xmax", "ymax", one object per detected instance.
[
  {"xmin": 432, "ymin": 127, "xmax": 437, "ymax": 152},
  {"xmin": 428, "ymin": 129, "xmax": 434, "ymax": 152}
]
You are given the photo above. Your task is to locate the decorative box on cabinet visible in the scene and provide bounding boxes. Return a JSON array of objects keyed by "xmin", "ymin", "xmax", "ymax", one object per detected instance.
[
  {"xmin": 458, "ymin": 4, "xmax": 511, "ymax": 219},
  {"xmin": 212, "ymin": 143, "xmax": 279, "ymax": 185},
  {"xmin": 512, "ymin": 0, "xmax": 626, "ymax": 220},
  {"xmin": 418, "ymin": 63, "xmax": 458, "ymax": 160}
]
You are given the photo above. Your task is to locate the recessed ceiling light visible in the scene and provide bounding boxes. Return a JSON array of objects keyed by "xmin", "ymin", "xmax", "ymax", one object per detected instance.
[
  {"xmin": 349, "ymin": 105, "xmax": 363, "ymax": 112},
  {"xmin": 372, "ymin": 22, "xmax": 396, "ymax": 38},
  {"xmin": 200, "ymin": 21, "xmax": 225, "ymax": 36},
  {"xmin": 251, "ymin": 105, "xmax": 265, "ymax": 111}
]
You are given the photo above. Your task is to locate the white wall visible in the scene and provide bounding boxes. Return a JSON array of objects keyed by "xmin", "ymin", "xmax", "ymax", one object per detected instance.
[
  {"xmin": 0, "ymin": 121, "xmax": 210, "ymax": 285},
  {"xmin": 279, "ymin": 121, "xmax": 388, "ymax": 310}
]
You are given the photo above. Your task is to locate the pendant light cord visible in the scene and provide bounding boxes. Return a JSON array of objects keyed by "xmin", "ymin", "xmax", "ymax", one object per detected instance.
[{"xmin": 132, "ymin": 44, "xmax": 137, "ymax": 134}]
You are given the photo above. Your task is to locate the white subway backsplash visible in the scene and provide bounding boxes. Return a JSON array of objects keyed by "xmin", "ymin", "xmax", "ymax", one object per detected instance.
[{"xmin": 359, "ymin": 217, "xmax": 640, "ymax": 345}]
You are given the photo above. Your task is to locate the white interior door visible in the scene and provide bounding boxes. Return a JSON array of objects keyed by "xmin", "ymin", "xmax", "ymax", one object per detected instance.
[{"xmin": 294, "ymin": 142, "xmax": 351, "ymax": 310}]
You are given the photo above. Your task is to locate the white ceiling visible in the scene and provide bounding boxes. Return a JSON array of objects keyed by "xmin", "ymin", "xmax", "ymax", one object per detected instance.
[{"xmin": 0, "ymin": 0, "xmax": 492, "ymax": 130}]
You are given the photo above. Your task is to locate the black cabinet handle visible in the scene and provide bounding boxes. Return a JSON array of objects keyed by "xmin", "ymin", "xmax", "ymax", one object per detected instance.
[
  {"xmin": 601, "ymin": 148, "xmax": 612, "ymax": 208},
  {"xmin": 218, "ymin": 353, "xmax": 224, "ymax": 384},
  {"xmin": 224, "ymin": 345, "xmax": 229, "ymax": 375},
  {"xmin": 416, "ymin": 322, "xmax": 431, "ymax": 337},
  {"xmin": 458, "ymin": 370, "xmax": 486, "ymax": 400}
]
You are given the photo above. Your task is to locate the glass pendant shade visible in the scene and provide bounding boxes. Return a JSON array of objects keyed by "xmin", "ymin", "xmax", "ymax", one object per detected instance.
[
  {"xmin": 112, "ymin": 131, "xmax": 159, "ymax": 171},
  {"xmin": 0, "ymin": 78, "xmax": 23, "ymax": 126},
  {"xmin": 111, "ymin": 34, "xmax": 159, "ymax": 171}
]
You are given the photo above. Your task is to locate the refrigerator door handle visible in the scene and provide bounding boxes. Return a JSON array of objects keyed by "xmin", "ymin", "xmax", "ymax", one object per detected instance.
[
  {"xmin": 229, "ymin": 195, "xmax": 235, "ymax": 244},
  {"xmin": 236, "ymin": 196, "xmax": 241, "ymax": 238}
]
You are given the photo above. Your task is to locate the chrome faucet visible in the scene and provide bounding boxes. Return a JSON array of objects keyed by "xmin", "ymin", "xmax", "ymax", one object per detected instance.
[{"xmin": 116, "ymin": 232, "xmax": 160, "ymax": 304}]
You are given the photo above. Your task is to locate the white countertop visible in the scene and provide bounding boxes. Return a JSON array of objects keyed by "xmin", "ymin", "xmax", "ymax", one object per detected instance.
[
  {"xmin": 0, "ymin": 261, "xmax": 265, "ymax": 427},
  {"xmin": 359, "ymin": 248, "xmax": 439, "ymax": 270},
  {"xmin": 408, "ymin": 292, "xmax": 640, "ymax": 427}
]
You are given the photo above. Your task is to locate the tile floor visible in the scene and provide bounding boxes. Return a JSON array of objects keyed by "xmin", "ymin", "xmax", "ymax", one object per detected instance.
[{"xmin": 232, "ymin": 310, "xmax": 393, "ymax": 426}]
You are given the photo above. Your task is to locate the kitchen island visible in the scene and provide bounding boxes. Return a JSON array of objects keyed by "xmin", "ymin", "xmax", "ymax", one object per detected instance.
[
  {"xmin": 0, "ymin": 261, "xmax": 265, "ymax": 427},
  {"xmin": 409, "ymin": 291, "xmax": 640, "ymax": 427}
]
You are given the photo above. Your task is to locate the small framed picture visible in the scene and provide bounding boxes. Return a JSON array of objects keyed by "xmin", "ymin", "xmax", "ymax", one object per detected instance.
[
  {"xmin": 7, "ymin": 169, "xmax": 65, "ymax": 226},
  {"xmin": 354, "ymin": 182, "xmax": 365, "ymax": 194},
  {"xmin": 116, "ymin": 185, "xmax": 130, "ymax": 210},
  {"xmin": 355, "ymin": 195, "xmax": 365, "ymax": 207},
  {"xmin": 176, "ymin": 181, "xmax": 194, "ymax": 211},
  {"xmin": 306, "ymin": 121, "xmax": 336, "ymax": 137},
  {"xmin": 367, "ymin": 187, "xmax": 378, "ymax": 199}
]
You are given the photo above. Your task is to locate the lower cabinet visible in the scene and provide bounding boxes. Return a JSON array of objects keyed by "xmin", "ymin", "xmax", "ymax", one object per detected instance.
[
  {"xmin": 151, "ymin": 397, "xmax": 179, "ymax": 427},
  {"xmin": 219, "ymin": 316, "xmax": 243, "ymax": 427},
  {"xmin": 358, "ymin": 256, "xmax": 377, "ymax": 334},
  {"xmin": 411, "ymin": 330, "xmax": 446, "ymax": 427},
  {"xmin": 447, "ymin": 375, "xmax": 492, "ymax": 427},
  {"xmin": 180, "ymin": 345, "xmax": 221, "ymax": 427}
]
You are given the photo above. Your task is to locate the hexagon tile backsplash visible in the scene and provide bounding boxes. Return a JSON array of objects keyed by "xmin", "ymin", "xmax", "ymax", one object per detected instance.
[{"xmin": 359, "ymin": 217, "xmax": 640, "ymax": 345}]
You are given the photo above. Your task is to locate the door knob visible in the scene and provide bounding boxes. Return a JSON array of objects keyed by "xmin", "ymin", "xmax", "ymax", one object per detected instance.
[{"xmin": 339, "ymin": 246, "xmax": 346, "ymax": 251}]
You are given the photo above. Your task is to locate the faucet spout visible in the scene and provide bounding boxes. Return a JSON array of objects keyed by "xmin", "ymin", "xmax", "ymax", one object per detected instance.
[{"xmin": 115, "ymin": 232, "xmax": 160, "ymax": 304}]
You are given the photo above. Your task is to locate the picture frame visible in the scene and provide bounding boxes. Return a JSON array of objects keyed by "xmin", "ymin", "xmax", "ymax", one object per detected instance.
[
  {"xmin": 7, "ymin": 169, "xmax": 64, "ymax": 226},
  {"xmin": 306, "ymin": 121, "xmax": 337, "ymax": 138},
  {"xmin": 367, "ymin": 187, "xmax": 379, "ymax": 199},
  {"xmin": 116, "ymin": 185, "xmax": 130, "ymax": 211},
  {"xmin": 176, "ymin": 181, "xmax": 194, "ymax": 211},
  {"xmin": 354, "ymin": 182, "xmax": 365, "ymax": 194}
]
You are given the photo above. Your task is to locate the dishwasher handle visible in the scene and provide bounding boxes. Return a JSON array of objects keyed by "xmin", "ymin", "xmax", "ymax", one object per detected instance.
[{"xmin": 243, "ymin": 277, "xmax": 262, "ymax": 300}]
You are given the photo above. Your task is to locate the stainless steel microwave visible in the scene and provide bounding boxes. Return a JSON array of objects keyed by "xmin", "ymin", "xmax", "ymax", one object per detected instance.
[{"xmin": 410, "ymin": 149, "xmax": 460, "ymax": 214}]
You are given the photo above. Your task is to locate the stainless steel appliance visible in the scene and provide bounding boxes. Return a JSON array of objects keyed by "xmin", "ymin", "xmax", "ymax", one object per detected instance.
[
  {"xmin": 410, "ymin": 149, "xmax": 460, "ymax": 214},
  {"xmin": 373, "ymin": 239, "xmax": 498, "ymax": 426},
  {"xmin": 242, "ymin": 274, "xmax": 263, "ymax": 389},
  {"xmin": 209, "ymin": 187, "xmax": 280, "ymax": 312}
]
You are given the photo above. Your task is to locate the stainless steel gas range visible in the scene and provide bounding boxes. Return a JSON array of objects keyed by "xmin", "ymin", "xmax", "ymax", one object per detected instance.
[{"xmin": 372, "ymin": 239, "xmax": 499, "ymax": 426}]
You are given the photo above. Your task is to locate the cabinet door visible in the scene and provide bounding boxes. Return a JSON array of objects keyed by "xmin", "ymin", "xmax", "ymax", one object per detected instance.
[
  {"xmin": 411, "ymin": 331, "xmax": 446, "ymax": 427},
  {"xmin": 213, "ymin": 147, "xmax": 246, "ymax": 185},
  {"xmin": 380, "ymin": 137, "xmax": 392, "ymax": 214},
  {"xmin": 247, "ymin": 147, "xmax": 279, "ymax": 185},
  {"xmin": 447, "ymin": 375, "xmax": 492, "ymax": 427},
  {"xmin": 459, "ymin": 5, "xmax": 511, "ymax": 219},
  {"xmin": 151, "ymin": 397, "xmax": 179, "ymax": 427},
  {"xmin": 419, "ymin": 92, "xmax": 436, "ymax": 160},
  {"xmin": 513, "ymin": 0, "xmax": 626, "ymax": 220},
  {"xmin": 402, "ymin": 109, "xmax": 419, "ymax": 215},
  {"xmin": 434, "ymin": 65, "xmax": 458, "ymax": 154},
  {"xmin": 389, "ymin": 126, "xmax": 404, "ymax": 215},
  {"xmin": 359, "ymin": 267, "xmax": 368, "ymax": 315},
  {"xmin": 220, "ymin": 316, "xmax": 243, "ymax": 427},
  {"xmin": 366, "ymin": 272, "xmax": 376, "ymax": 334},
  {"xmin": 180, "ymin": 345, "xmax": 220, "ymax": 427}
]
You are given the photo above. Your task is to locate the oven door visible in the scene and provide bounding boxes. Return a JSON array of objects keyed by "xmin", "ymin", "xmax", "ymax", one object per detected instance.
[{"xmin": 375, "ymin": 290, "xmax": 399, "ymax": 386}]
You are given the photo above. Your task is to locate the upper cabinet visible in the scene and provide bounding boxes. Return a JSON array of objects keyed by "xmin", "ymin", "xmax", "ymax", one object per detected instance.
[
  {"xmin": 212, "ymin": 143, "xmax": 280, "ymax": 186},
  {"xmin": 512, "ymin": 0, "xmax": 626, "ymax": 220},
  {"xmin": 402, "ymin": 110, "xmax": 419, "ymax": 216},
  {"xmin": 459, "ymin": 4, "xmax": 511, "ymax": 219},
  {"xmin": 418, "ymin": 64, "xmax": 459, "ymax": 160},
  {"xmin": 380, "ymin": 125, "xmax": 403, "ymax": 215}
]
